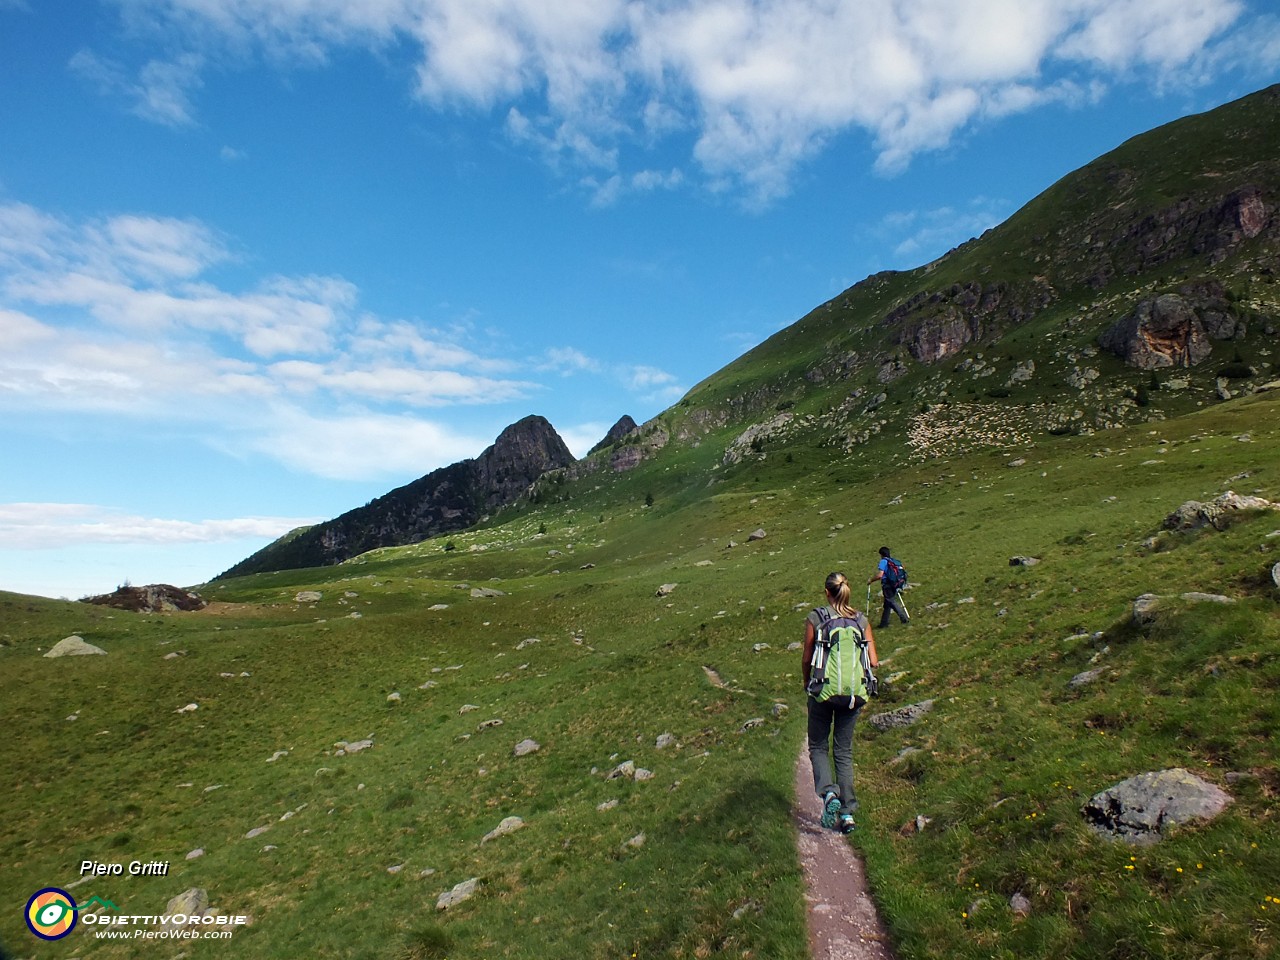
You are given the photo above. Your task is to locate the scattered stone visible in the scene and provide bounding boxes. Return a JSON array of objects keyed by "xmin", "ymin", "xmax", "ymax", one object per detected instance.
[
  {"xmin": 515, "ymin": 637, "xmax": 540, "ymax": 650},
  {"xmin": 1272, "ymin": 562, "xmax": 1280, "ymax": 589},
  {"xmin": 428, "ymin": 604, "xmax": 449, "ymax": 611},
  {"xmin": 597, "ymin": 799, "xmax": 619, "ymax": 812},
  {"xmin": 747, "ymin": 528, "xmax": 767, "ymax": 542},
  {"xmin": 186, "ymin": 849, "xmax": 204, "ymax": 860},
  {"xmin": 387, "ymin": 692, "xmax": 402, "ymax": 702},
  {"xmin": 1009, "ymin": 556, "xmax": 1040, "ymax": 567},
  {"xmin": 459, "ymin": 704, "xmax": 480, "ymax": 713},
  {"xmin": 1082, "ymin": 768, "xmax": 1232, "ymax": 844},
  {"xmin": 752, "ymin": 643, "xmax": 771, "ymax": 653},
  {"xmin": 739, "ymin": 717, "xmax": 766, "ymax": 732},
  {"xmin": 1008, "ymin": 458, "xmax": 1027, "ymax": 467},
  {"xmin": 419, "ymin": 680, "xmax": 438, "ymax": 690},
  {"xmin": 387, "ymin": 864, "xmax": 404, "ymax": 874},
  {"xmin": 334, "ymin": 738, "xmax": 373, "ymax": 755},
  {"xmin": 1010, "ymin": 893, "xmax": 1032, "ymax": 917},
  {"xmin": 163, "ymin": 888, "xmax": 210, "ymax": 925},
  {"xmin": 175, "ymin": 703, "xmax": 199, "ymax": 714},
  {"xmin": 1181, "ymin": 592, "xmax": 1235, "ymax": 604},
  {"xmin": 44, "ymin": 636, "xmax": 107, "ymax": 658},
  {"xmin": 624, "ymin": 832, "xmax": 646, "ymax": 849},
  {"xmin": 481, "ymin": 816, "xmax": 525, "ymax": 843},
  {"xmin": 266, "ymin": 750, "xmax": 288, "ymax": 763},
  {"xmin": 437, "ymin": 878, "xmax": 480, "ymax": 911},
  {"xmin": 1164, "ymin": 491, "xmax": 1276, "ymax": 531},
  {"xmin": 869, "ymin": 700, "xmax": 934, "ymax": 732},
  {"xmin": 513, "ymin": 739, "xmax": 540, "ymax": 757},
  {"xmin": 1069, "ymin": 669, "xmax": 1103, "ymax": 689},
  {"xmin": 477, "ymin": 719, "xmax": 503, "ymax": 731},
  {"xmin": 656, "ymin": 583, "xmax": 678, "ymax": 597},
  {"xmin": 470, "ymin": 587, "xmax": 506, "ymax": 599},
  {"xmin": 771, "ymin": 702, "xmax": 789, "ymax": 718},
  {"xmin": 245, "ymin": 826, "xmax": 270, "ymax": 839},
  {"xmin": 607, "ymin": 761, "xmax": 637, "ymax": 781},
  {"xmin": 1132, "ymin": 594, "xmax": 1162, "ymax": 626},
  {"xmin": 295, "ymin": 591, "xmax": 322, "ymax": 603},
  {"xmin": 634, "ymin": 768, "xmax": 655, "ymax": 781},
  {"xmin": 655, "ymin": 733, "xmax": 677, "ymax": 749}
]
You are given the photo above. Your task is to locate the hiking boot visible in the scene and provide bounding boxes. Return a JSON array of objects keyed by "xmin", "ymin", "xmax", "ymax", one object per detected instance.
[
  {"xmin": 839, "ymin": 813, "xmax": 856, "ymax": 833},
  {"xmin": 820, "ymin": 793, "xmax": 842, "ymax": 830}
]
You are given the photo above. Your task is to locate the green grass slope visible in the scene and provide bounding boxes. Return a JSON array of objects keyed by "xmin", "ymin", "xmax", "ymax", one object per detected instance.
[{"xmin": 4, "ymin": 387, "xmax": 1278, "ymax": 959}]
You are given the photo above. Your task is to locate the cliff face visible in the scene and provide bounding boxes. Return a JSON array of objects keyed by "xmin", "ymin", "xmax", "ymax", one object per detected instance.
[{"xmin": 217, "ymin": 416, "xmax": 575, "ymax": 578}]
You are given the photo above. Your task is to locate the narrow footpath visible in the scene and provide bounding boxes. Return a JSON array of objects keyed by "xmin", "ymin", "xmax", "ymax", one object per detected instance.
[{"xmin": 793, "ymin": 742, "xmax": 898, "ymax": 960}]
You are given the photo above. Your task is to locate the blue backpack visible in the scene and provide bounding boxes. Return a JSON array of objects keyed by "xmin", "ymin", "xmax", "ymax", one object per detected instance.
[{"xmin": 883, "ymin": 557, "xmax": 907, "ymax": 592}]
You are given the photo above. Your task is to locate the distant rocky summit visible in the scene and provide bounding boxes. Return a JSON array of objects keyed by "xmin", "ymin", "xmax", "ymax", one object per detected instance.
[
  {"xmin": 82, "ymin": 584, "xmax": 208, "ymax": 613},
  {"xmin": 587, "ymin": 415, "xmax": 638, "ymax": 456},
  {"xmin": 217, "ymin": 415, "xmax": 577, "ymax": 578}
]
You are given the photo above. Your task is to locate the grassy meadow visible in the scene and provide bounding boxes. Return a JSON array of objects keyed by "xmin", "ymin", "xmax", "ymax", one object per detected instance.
[{"xmin": 3, "ymin": 386, "xmax": 1278, "ymax": 960}]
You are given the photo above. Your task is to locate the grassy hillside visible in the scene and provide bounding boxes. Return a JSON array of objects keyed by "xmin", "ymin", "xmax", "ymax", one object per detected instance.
[{"xmin": 4, "ymin": 385, "xmax": 1278, "ymax": 959}]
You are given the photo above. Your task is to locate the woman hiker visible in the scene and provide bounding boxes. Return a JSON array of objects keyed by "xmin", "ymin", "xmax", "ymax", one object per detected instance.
[{"xmin": 802, "ymin": 571, "xmax": 879, "ymax": 833}]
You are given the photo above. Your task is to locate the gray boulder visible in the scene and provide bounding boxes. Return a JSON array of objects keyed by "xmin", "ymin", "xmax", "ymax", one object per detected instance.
[
  {"xmin": 1164, "ymin": 491, "xmax": 1275, "ymax": 531},
  {"xmin": 868, "ymin": 700, "xmax": 934, "ymax": 732},
  {"xmin": 44, "ymin": 635, "xmax": 107, "ymax": 657},
  {"xmin": 1082, "ymin": 768, "xmax": 1232, "ymax": 844},
  {"xmin": 437, "ymin": 877, "xmax": 480, "ymax": 910}
]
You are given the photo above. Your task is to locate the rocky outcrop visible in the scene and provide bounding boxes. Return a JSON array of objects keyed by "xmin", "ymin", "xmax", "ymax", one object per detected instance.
[
  {"xmin": 884, "ymin": 280, "xmax": 1054, "ymax": 365},
  {"xmin": 587, "ymin": 415, "xmax": 638, "ymax": 456},
  {"xmin": 217, "ymin": 416, "xmax": 575, "ymax": 578},
  {"xmin": 1098, "ymin": 294, "xmax": 1215, "ymax": 369},
  {"xmin": 82, "ymin": 584, "xmax": 207, "ymax": 613},
  {"xmin": 44, "ymin": 635, "xmax": 107, "ymax": 657}
]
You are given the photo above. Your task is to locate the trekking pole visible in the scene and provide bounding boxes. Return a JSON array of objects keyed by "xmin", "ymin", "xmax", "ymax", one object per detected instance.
[
  {"xmin": 866, "ymin": 581, "xmax": 871, "ymax": 614},
  {"xmin": 896, "ymin": 587, "xmax": 909, "ymax": 619}
]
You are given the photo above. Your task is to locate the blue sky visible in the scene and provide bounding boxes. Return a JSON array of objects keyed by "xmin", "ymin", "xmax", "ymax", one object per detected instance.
[{"xmin": 2, "ymin": 0, "xmax": 1278, "ymax": 600}]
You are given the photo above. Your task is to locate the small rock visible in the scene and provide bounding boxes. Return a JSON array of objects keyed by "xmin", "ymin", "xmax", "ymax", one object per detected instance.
[
  {"xmin": 869, "ymin": 700, "xmax": 934, "ymax": 732},
  {"xmin": 747, "ymin": 528, "xmax": 767, "ymax": 542},
  {"xmin": 597, "ymin": 799, "xmax": 619, "ymax": 811},
  {"xmin": 624, "ymin": 832, "xmax": 646, "ymax": 849},
  {"xmin": 656, "ymin": 583, "xmax": 678, "ymax": 597},
  {"xmin": 1010, "ymin": 893, "xmax": 1032, "ymax": 917},
  {"xmin": 655, "ymin": 733, "xmax": 677, "ymax": 749},
  {"xmin": 1069, "ymin": 669, "xmax": 1102, "ymax": 689},
  {"xmin": 266, "ymin": 750, "xmax": 289, "ymax": 763},
  {"xmin": 175, "ymin": 703, "xmax": 199, "ymax": 714},
  {"xmin": 1009, "ymin": 556, "xmax": 1040, "ymax": 567},
  {"xmin": 295, "ymin": 591, "xmax": 322, "ymax": 603},
  {"xmin": 245, "ymin": 826, "xmax": 270, "ymax": 839},
  {"xmin": 387, "ymin": 692, "xmax": 402, "ymax": 702},
  {"xmin": 513, "ymin": 739, "xmax": 540, "ymax": 757},
  {"xmin": 186, "ymin": 848, "xmax": 204, "ymax": 860},
  {"xmin": 739, "ymin": 717, "xmax": 766, "ymax": 732},
  {"xmin": 437, "ymin": 877, "xmax": 480, "ymax": 910},
  {"xmin": 1180, "ymin": 592, "xmax": 1235, "ymax": 604},
  {"xmin": 607, "ymin": 760, "xmax": 637, "ymax": 780},
  {"xmin": 481, "ymin": 816, "xmax": 525, "ymax": 843}
]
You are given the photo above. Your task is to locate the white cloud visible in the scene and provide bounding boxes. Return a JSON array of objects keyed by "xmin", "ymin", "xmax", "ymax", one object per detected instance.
[
  {"xmin": 69, "ymin": 49, "xmax": 205, "ymax": 127},
  {"xmin": 0, "ymin": 502, "xmax": 318, "ymax": 549},
  {"xmin": 248, "ymin": 407, "xmax": 490, "ymax": 480},
  {"xmin": 92, "ymin": 0, "xmax": 1259, "ymax": 201},
  {"xmin": 0, "ymin": 202, "xmax": 549, "ymax": 474},
  {"xmin": 885, "ymin": 198, "xmax": 1010, "ymax": 264}
]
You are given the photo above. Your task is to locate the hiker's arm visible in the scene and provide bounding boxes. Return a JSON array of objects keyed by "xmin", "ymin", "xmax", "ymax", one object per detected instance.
[
  {"xmin": 801, "ymin": 619, "xmax": 815, "ymax": 687},
  {"xmin": 868, "ymin": 569, "xmax": 883, "ymax": 585}
]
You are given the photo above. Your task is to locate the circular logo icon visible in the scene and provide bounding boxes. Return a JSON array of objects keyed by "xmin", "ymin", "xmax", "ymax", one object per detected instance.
[{"xmin": 25, "ymin": 888, "xmax": 78, "ymax": 941}]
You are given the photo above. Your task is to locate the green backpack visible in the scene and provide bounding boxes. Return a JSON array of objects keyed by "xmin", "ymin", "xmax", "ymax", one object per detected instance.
[{"xmin": 807, "ymin": 608, "xmax": 875, "ymax": 704}]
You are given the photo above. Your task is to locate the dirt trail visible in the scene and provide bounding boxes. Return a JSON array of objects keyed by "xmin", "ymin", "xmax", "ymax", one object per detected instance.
[{"xmin": 793, "ymin": 741, "xmax": 897, "ymax": 960}]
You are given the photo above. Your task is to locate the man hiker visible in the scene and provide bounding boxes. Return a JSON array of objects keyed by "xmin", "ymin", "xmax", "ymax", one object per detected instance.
[{"xmin": 868, "ymin": 546, "xmax": 909, "ymax": 629}]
